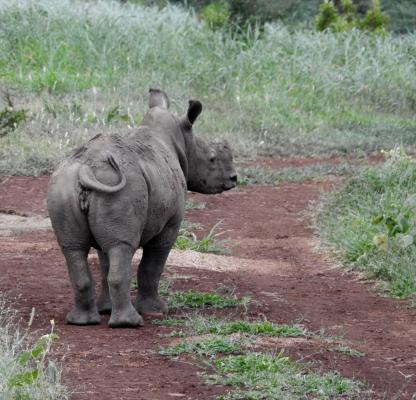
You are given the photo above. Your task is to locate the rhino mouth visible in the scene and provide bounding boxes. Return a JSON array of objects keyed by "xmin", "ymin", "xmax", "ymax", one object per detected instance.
[{"xmin": 222, "ymin": 182, "xmax": 236, "ymax": 191}]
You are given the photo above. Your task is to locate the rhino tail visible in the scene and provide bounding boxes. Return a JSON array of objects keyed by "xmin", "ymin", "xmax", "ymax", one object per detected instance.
[{"xmin": 78, "ymin": 155, "xmax": 126, "ymax": 193}]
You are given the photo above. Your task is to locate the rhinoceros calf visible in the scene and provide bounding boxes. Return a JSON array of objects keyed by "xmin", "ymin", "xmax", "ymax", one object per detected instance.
[{"xmin": 47, "ymin": 89, "xmax": 237, "ymax": 328}]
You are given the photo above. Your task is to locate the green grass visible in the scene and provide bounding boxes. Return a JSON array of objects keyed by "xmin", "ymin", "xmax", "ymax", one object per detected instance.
[
  {"xmin": 315, "ymin": 148, "xmax": 416, "ymax": 298},
  {"xmin": 238, "ymin": 162, "xmax": 359, "ymax": 185},
  {"xmin": 156, "ymin": 298, "xmax": 366, "ymax": 398},
  {"xmin": 209, "ymin": 352, "xmax": 363, "ymax": 400},
  {"xmin": 159, "ymin": 336, "xmax": 244, "ymax": 357},
  {"xmin": 154, "ymin": 315, "xmax": 309, "ymax": 338},
  {"xmin": 0, "ymin": 0, "xmax": 416, "ymax": 174},
  {"xmin": 0, "ymin": 297, "xmax": 69, "ymax": 399},
  {"xmin": 167, "ymin": 290, "xmax": 250, "ymax": 310},
  {"xmin": 174, "ymin": 220, "xmax": 230, "ymax": 255}
]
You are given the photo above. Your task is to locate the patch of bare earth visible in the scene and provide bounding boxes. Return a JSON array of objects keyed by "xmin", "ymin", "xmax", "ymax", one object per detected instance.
[{"xmin": 0, "ymin": 157, "xmax": 415, "ymax": 399}]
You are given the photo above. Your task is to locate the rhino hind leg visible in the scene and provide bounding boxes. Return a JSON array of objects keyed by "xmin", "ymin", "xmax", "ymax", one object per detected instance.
[
  {"xmin": 107, "ymin": 244, "xmax": 144, "ymax": 328},
  {"xmin": 63, "ymin": 249, "xmax": 101, "ymax": 325},
  {"xmin": 134, "ymin": 245, "xmax": 172, "ymax": 319},
  {"xmin": 96, "ymin": 250, "xmax": 112, "ymax": 315}
]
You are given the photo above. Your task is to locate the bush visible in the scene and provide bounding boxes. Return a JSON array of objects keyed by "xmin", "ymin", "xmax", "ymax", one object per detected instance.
[
  {"xmin": 200, "ymin": 2, "xmax": 230, "ymax": 30},
  {"xmin": 316, "ymin": 0, "xmax": 389, "ymax": 32}
]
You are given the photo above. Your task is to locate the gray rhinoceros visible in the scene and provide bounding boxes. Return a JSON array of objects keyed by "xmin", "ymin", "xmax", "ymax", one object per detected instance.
[{"xmin": 47, "ymin": 89, "xmax": 237, "ymax": 328}]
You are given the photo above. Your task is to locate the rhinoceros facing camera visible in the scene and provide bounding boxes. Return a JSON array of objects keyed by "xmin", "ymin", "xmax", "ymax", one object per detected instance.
[{"xmin": 47, "ymin": 89, "xmax": 237, "ymax": 328}]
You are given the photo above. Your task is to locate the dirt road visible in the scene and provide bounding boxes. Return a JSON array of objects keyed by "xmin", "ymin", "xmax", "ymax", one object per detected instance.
[{"xmin": 0, "ymin": 163, "xmax": 415, "ymax": 399}]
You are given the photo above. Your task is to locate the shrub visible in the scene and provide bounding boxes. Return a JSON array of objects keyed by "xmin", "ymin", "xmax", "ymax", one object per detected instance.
[
  {"xmin": 200, "ymin": 2, "xmax": 230, "ymax": 30},
  {"xmin": 316, "ymin": 0, "xmax": 389, "ymax": 32}
]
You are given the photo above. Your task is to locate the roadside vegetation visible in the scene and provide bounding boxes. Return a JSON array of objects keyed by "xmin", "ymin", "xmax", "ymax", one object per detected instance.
[
  {"xmin": 155, "ymin": 294, "xmax": 366, "ymax": 399},
  {"xmin": 0, "ymin": 0, "xmax": 416, "ymax": 174},
  {"xmin": 0, "ymin": 297, "xmax": 69, "ymax": 399},
  {"xmin": 316, "ymin": 148, "xmax": 416, "ymax": 299}
]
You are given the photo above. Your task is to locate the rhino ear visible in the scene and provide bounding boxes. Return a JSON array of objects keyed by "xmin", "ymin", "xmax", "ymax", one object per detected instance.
[
  {"xmin": 187, "ymin": 100, "xmax": 202, "ymax": 125},
  {"xmin": 149, "ymin": 88, "xmax": 170, "ymax": 109}
]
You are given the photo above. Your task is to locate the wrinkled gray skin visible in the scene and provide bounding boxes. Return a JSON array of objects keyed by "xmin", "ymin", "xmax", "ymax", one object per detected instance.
[{"xmin": 47, "ymin": 89, "xmax": 237, "ymax": 328}]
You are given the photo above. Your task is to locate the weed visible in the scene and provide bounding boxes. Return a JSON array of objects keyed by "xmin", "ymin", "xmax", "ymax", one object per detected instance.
[
  {"xmin": 174, "ymin": 220, "xmax": 230, "ymax": 255},
  {"xmin": 330, "ymin": 344, "xmax": 365, "ymax": 357},
  {"xmin": 0, "ymin": 298, "xmax": 69, "ymax": 399}
]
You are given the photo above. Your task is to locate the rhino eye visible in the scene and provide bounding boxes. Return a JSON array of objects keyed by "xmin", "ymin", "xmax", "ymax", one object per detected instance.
[{"xmin": 209, "ymin": 156, "xmax": 216, "ymax": 163}]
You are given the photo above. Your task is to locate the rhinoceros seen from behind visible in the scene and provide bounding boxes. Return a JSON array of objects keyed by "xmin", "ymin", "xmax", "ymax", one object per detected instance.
[{"xmin": 47, "ymin": 89, "xmax": 237, "ymax": 328}]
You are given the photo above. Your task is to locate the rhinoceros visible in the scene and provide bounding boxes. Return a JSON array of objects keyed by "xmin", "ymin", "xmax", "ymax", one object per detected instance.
[{"xmin": 47, "ymin": 89, "xmax": 237, "ymax": 328}]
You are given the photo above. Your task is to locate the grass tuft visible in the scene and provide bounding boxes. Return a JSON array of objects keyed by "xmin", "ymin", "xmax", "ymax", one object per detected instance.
[
  {"xmin": 167, "ymin": 290, "xmax": 250, "ymax": 310},
  {"xmin": 208, "ymin": 352, "xmax": 362, "ymax": 399},
  {"xmin": 174, "ymin": 220, "xmax": 230, "ymax": 255},
  {"xmin": 331, "ymin": 344, "xmax": 365, "ymax": 357}
]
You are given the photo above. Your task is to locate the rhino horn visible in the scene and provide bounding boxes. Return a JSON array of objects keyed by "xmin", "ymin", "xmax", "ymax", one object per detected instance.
[{"xmin": 148, "ymin": 88, "xmax": 170, "ymax": 109}]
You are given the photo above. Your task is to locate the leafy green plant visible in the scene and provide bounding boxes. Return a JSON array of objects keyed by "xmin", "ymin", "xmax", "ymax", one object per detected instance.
[{"xmin": 0, "ymin": 300, "xmax": 69, "ymax": 399}]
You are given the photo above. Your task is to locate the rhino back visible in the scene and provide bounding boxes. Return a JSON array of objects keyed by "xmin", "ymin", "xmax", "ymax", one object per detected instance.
[{"xmin": 75, "ymin": 133, "xmax": 186, "ymax": 249}]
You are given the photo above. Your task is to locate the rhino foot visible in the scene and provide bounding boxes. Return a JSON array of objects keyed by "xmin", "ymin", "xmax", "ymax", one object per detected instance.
[
  {"xmin": 135, "ymin": 297, "xmax": 168, "ymax": 319},
  {"xmin": 109, "ymin": 305, "xmax": 144, "ymax": 328},
  {"xmin": 66, "ymin": 307, "xmax": 101, "ymax": 325},
  {"xmin": 97, "ymin": 298, "xmax": 112, "ymax": 315}
]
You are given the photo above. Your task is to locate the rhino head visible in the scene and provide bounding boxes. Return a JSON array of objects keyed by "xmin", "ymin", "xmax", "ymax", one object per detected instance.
[
  {"xmin": 181, "ymin": 100, "xmax": 237, "ymax": 194},
  {"xmin": 148, "ymin": 89, "xmax": 237, "ymax": 194}
]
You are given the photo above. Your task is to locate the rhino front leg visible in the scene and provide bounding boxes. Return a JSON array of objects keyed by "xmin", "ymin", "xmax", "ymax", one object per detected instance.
[
  {"xmin": 96, "ymin": 250, "xmax": 112, "ymax": 315},
  {"xmin": 107, "ymin": 244, "xmax": 144, "ymax": 328},
  {"xmin": 134, "ymin": 245, "xmax": 171, "ymax": 318},
  {"xmin": 63, "ymin": 249, "xmax": 101, "ymax": 325}
]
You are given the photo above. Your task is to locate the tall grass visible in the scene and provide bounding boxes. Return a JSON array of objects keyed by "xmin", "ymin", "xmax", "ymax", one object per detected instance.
[
  {"xmin": 0, "ymin": 297, "xmax": 69, "ymax": 399},
  {"xmin": 0, "ymin": 0, "xmax": 415, "ymax": 174}
]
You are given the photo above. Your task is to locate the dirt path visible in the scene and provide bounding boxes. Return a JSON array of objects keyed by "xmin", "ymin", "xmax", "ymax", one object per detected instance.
[{"xmin": 0, "ymin": 166, "xmax": 415, "ymax": 399}]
